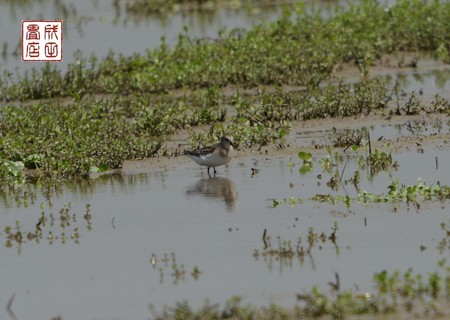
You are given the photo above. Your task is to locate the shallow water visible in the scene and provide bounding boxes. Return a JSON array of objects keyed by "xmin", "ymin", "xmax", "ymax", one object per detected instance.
[
  {"xmin": 0, "ymin": 0, "xmax": 288, "ymax": 73},
  {"xmin": 0, "ymin": 0, "xmax": 399, "ymax": 74},
  {"xmin": 1, "ymin": 121, "xmax": 449, "ymax": 320}
]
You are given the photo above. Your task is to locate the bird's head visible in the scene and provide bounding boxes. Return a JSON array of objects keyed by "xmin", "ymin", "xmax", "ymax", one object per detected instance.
[{"xmin": 221, "ymin": 136, "xmax": 235, "ymax": 149}]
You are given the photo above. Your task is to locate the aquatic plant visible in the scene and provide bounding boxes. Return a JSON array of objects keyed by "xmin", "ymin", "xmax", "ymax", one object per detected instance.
[
  {"xmin": 310, "ymin": 194, "xmax": 351, "ymax": 208},
  {"xmin": 437, "ymin": 220, "xmax": 450, "ymax": 255},
  {"xmin": 150, "ymin": 261, "xmax": 450, "ymax": 319},
  {"xmin": 274, "ymin": 179, "xmax": 449, "ymax": 209},
  {"xmin": 359, "ymin": 179, "xmax": 450, "ymax": 205},
  {"xmin": 297, "ymin": 151, "xmax": 313, "ymax": 174}
]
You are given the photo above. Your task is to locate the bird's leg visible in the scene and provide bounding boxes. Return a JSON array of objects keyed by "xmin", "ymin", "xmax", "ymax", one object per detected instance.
[
  {"xmin": 207, "ymin": 167, "xmax": 211, "ymax": 175},
  {"xmin": 213, "ymin": 167, "xmax": 217, "ymax": 175}
]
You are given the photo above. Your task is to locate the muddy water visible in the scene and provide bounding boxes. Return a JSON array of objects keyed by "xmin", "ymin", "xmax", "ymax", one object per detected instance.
[{"xmin": 1, "ymin": 124, "xmax": 449, "ymax": 319}]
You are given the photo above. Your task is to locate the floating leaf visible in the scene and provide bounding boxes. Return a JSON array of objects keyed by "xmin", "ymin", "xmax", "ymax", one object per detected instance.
[{"xmin": 298, "ymin": 151, "xmax": 312, "ymax": 162}]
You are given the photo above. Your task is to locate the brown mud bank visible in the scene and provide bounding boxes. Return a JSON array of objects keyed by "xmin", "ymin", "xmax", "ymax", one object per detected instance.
[{"xmin": 122, "ymin": 111, "xmax": 449, "ymax": 174}]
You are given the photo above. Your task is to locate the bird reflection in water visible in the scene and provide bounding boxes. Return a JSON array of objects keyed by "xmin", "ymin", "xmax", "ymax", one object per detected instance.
[{"xmin": 185, "ymin": 177, "xmax": 237, "ymax": 212}]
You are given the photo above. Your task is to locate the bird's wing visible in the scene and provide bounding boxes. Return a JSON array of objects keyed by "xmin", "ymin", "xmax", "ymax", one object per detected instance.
[{"xmin": 184, "ymin": 145, "xmax": 217, "ymax": 157}]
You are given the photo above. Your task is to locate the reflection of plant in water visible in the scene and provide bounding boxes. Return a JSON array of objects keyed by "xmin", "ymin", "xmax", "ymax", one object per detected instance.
[
  {"xmin": 3, "ymin": 203, "xmax": 93, "ymax": 254},
  {"xmin": 345, "ymin": 170, "xmax": 360, "ymax": 191},
  {"xmin": 437, "ymin": 220, "xmax": 450, "ymax": 255},
  {"xmin": 319, "ymin": 148, "xmax": 338, "ymax": 173},
  {"xmin": 297, "ymin": 151, "xmax": 313, "ymax": 174},
  {"xmin": 367, "ymin": 147, "xmax": 399, "ymax": 176},
  {"xmin": 0, "ymin": 174, "xmax": 136, "ymax": 209},
  {"xmin": 150, "ymin": 252, "xmax": 201, "ymax": 284},
  {"xmin": 253, "ymin": 223, "xmax": 339, "ymax": 270},
  {"xmin": 285, "ymin": 150, "xmax": 314, "ymax": 175},
  {"xmin": 0, "ymin": 180, "xmax": 39, "ymax": 208},
  {"xmin": 332, "ymin": 127, "xmax": 368, "ymax": 148}
]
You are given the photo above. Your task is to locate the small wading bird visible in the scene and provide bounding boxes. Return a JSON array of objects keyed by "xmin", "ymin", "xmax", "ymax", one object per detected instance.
[{"xmin": 184, "ymin": 136, "xmax": 235, "ymax": 175}]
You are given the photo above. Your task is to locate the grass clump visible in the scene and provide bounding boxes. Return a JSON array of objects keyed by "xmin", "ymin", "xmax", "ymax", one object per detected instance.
[
  {"xmin": 2, "ymin": 0, "xmax": 450, "ymax": 101},
  {"xmin": 0, "ymin": 101, "xmax": 161, "ymax": 178},
  {"xmin": 125, "ymin": 0, "xmax": 278, "ymax": 15}
]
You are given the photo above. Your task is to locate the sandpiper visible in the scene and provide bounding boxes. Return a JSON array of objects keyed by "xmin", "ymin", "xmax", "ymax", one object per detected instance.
[{"xmin": 184, "ymin": 136, "xmax": 235, "ymax": 175}]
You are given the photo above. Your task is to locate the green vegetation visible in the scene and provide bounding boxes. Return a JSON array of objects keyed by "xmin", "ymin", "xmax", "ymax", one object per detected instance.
[
  {"xmin": 275, "ymin": 179, "xmax": 450, "ymax": 208},
  {"xmin": 2, "ymin": 0, "xmax": 450, "ymax": 100},
  {"xmin": 297, "ymin": 151, "xmax": 313, "ymax": 174},
  {"xmin": 149, "ymin": 261, "xmax": 450, "ymax": 319},
  {"xmin": 0, "ymin": 78, "xmax": 404, "ymax": 179},
  {"xmin": 359, "ymin": 179, "xmax": 450, "ymax": 204},
  {"xmin": 124, "ymin": 0, "xmax": 278, "ymax": 15},
  {"xmin": 274, "ymin": 143, "xmax": 447, "ymax": 208},
  {"xmin": 0, "ymin": 101, "xmax": 161, "ymax": 178},
  {"xmin": 1, "ymin": 0, "xmax": 450, "ymax": 180}
]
